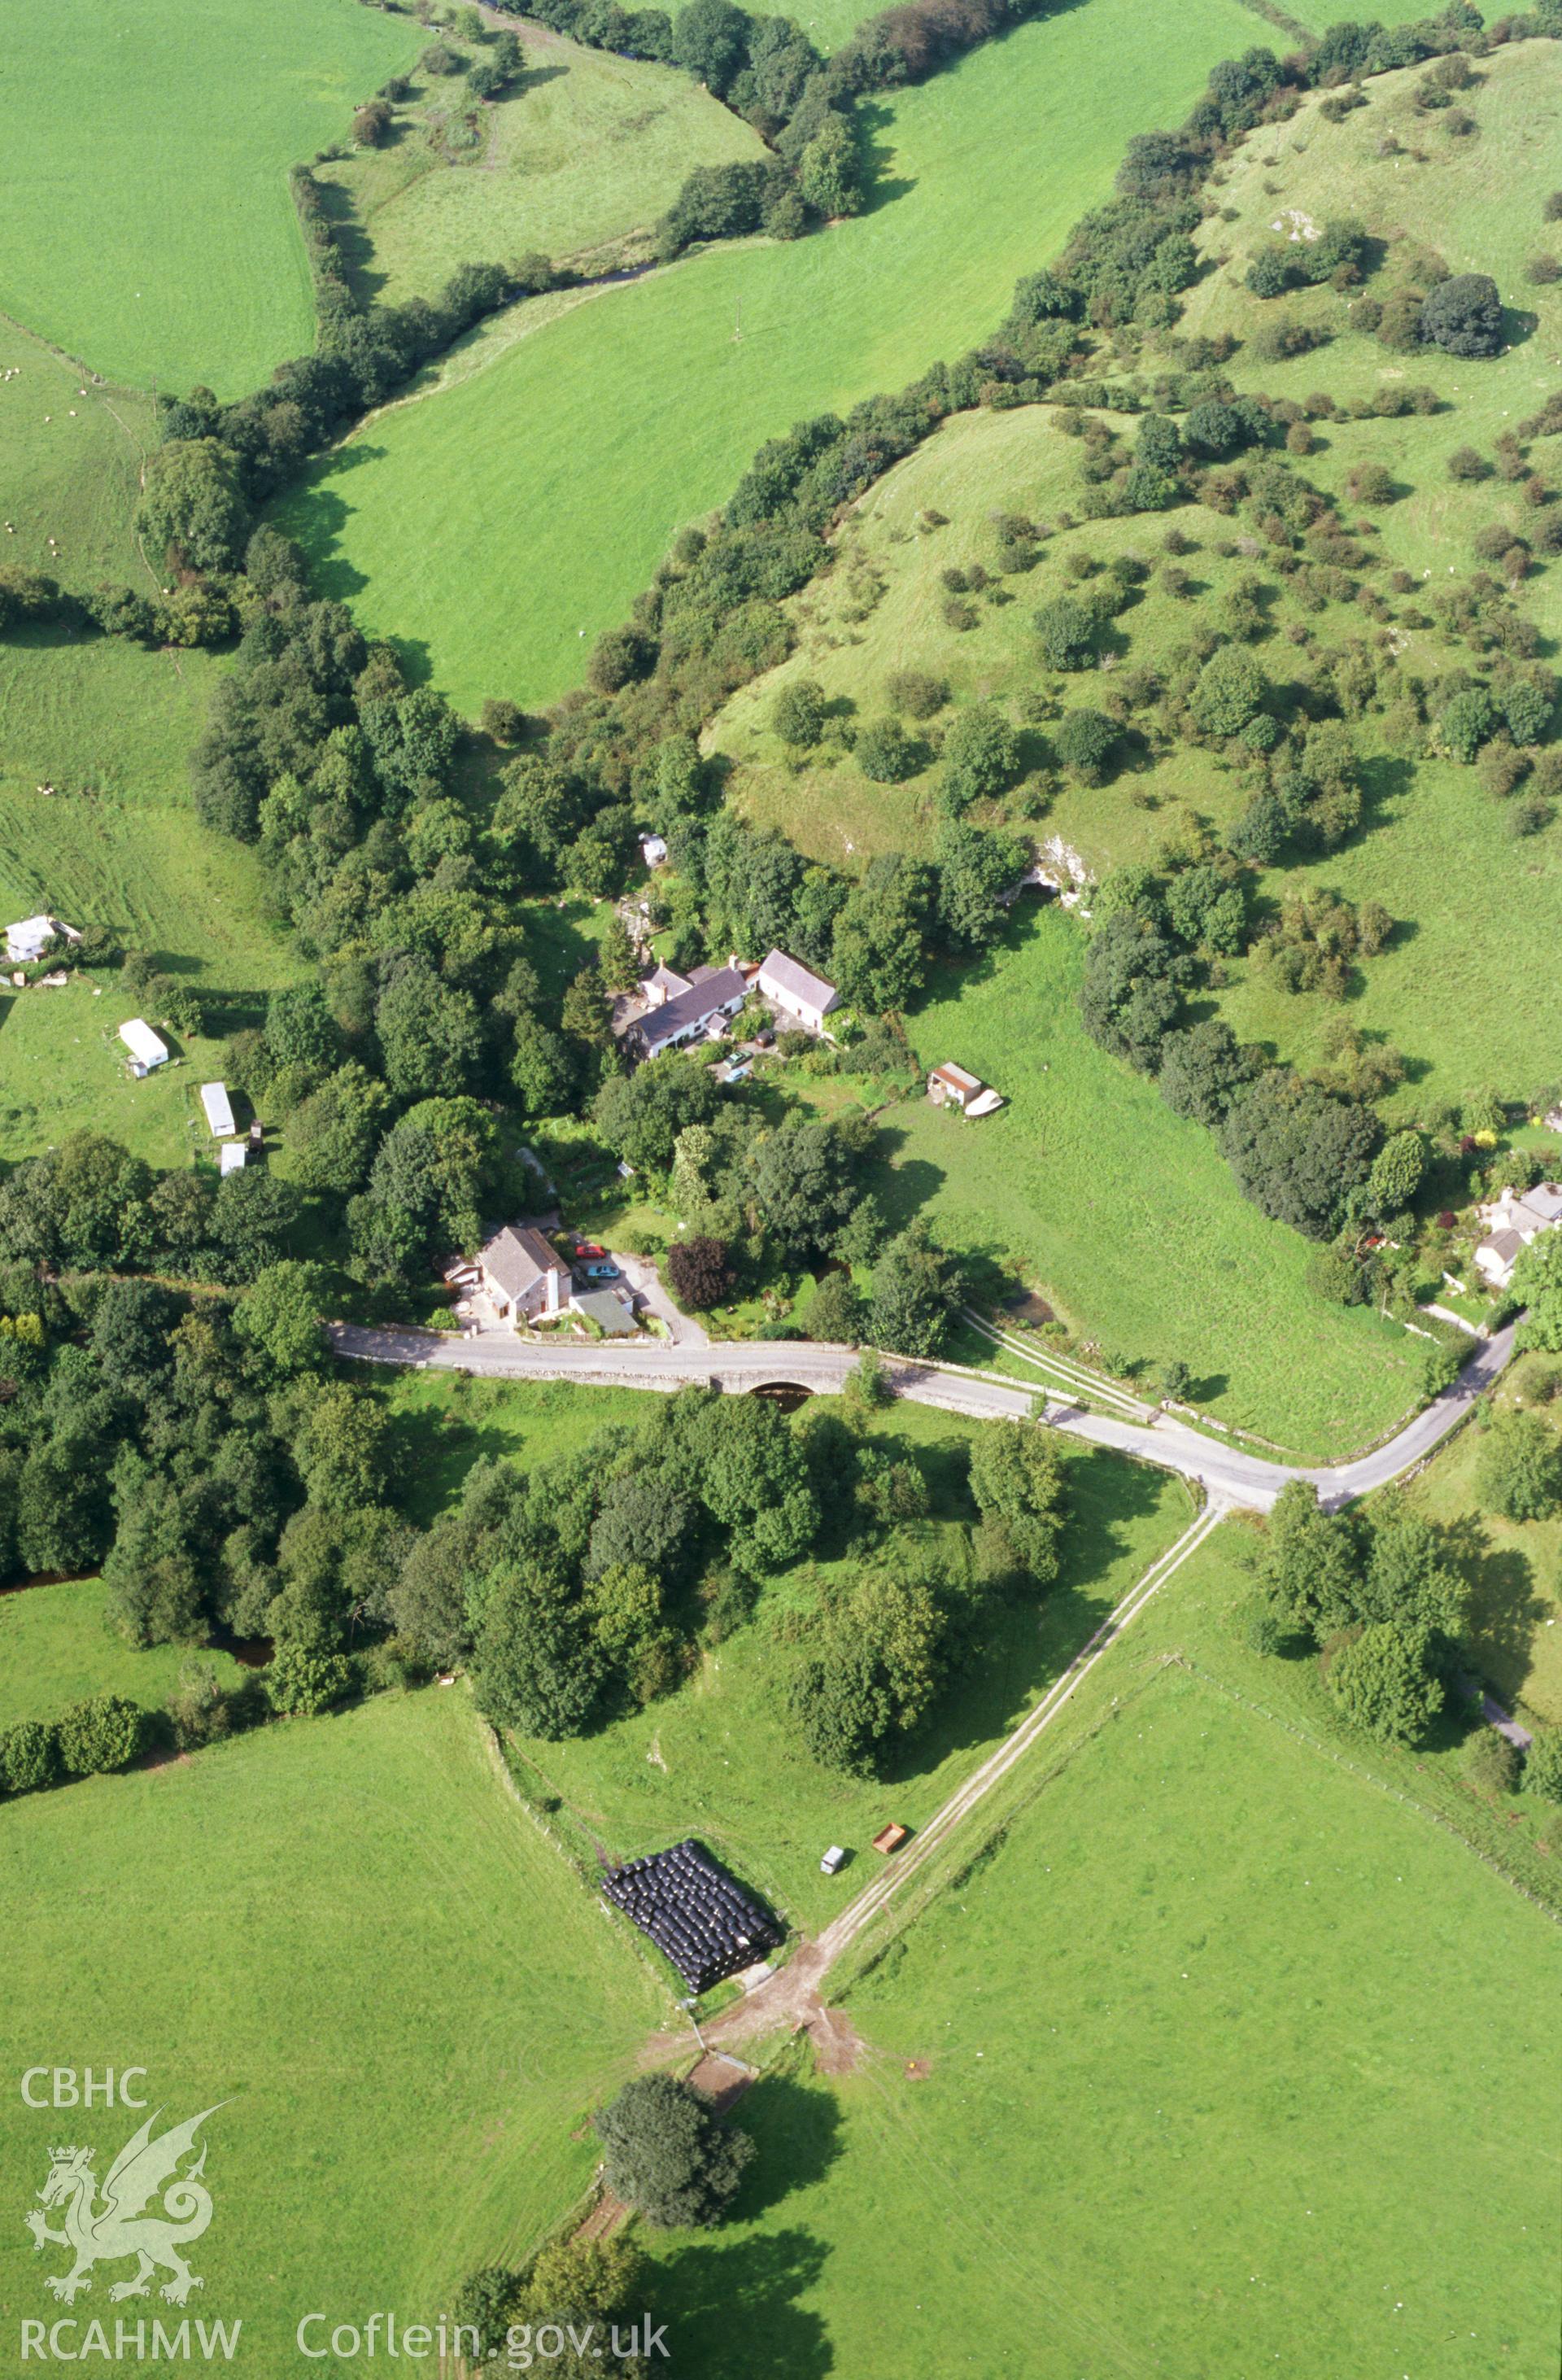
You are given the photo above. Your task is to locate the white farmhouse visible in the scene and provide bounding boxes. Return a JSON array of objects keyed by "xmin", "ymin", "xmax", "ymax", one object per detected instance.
[
  {"xmin": 757, "ymin": 949, "xmax": 840, "ymax": 1035},
  {"xmin": 1475, "ymin": 1181, "xmax": 1562, "ymax": 1289},
  {"xmin": 478, "ymin": 1224, "xmax": 573, "ymax": 1325}
]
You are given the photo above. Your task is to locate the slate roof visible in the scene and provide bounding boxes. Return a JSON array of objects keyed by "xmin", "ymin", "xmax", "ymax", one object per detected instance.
[
  {"xmin": 481, "ymin": 1224, "xmax": 570, "ymax": 1301},
  {"xmin": 636, "ymin": 965, "xmax": 747, "ymax": 1054},
  {"xmin": 759, "ymin": 949, "xmax": 839, "ymax": 1015}
]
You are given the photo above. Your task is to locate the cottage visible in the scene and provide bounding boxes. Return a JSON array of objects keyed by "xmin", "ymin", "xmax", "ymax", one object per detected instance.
[
  {"xmin": 5, "ymin": 914, "xmax": 81, "ymax": 965},
  {"xmin": 199, "ymin": 1081, "xmax": 236, "ymax": 1139},
  {"xmin": 757, "ymin": 949, "xmax": 840, "ymax": 1035},
  {"xmin": 630, "ymin": 964, "xmax": 747, "ymax": 1059},
  {"xmin": 118, "ymin": 1018, "xmax": 168, "ymax": 1076},
  {"xmin": 478, "ymin": 1224, "xmax": 573, "ymax": 1325},
  {"xmin": 641, "ymin": 963, "xmax": 692, "ymax": 1009},
  {"xmin": 928, "ymin": 1062, "xmax": 983, "ymax": 1112},
  {"xmin": 1474, "ymin": 1181, "xmax": 1562, "ymax": 1287}
]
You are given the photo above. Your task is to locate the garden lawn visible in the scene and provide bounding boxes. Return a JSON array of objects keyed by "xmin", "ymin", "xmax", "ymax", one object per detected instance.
[
  {"xmin": 513, "ymin": 1408, "xmax": 1193, "ymax": 1932},
  {"xmin": 279, "ymin": 0, "xmax": 1261, "ymax": 707},
  {"xmin": 644, "ymin": 1640, "xmax": 1562, "ymax": 2379},
  {"xmin": 0, "ymin": 1688, "xmax": 665, "ymax": 2360},
  {"xmin": 0, "ymin": 1580, "xmax": 243, "ymax": 1732},
  {"xmin": 0, "ymin": 0, "xmax": 421, "ymax": 395},
  {"xmin": 317, "ymin": 31, "xmax": 766, "ymax": 308},
  {"xmin": 866, "ymin": 904, "xmax": 1423, "ymax": 1456}
]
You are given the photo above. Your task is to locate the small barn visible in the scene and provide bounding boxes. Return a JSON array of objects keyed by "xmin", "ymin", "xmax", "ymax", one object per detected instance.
[
  {"xmin": 757, "ymin": 949, "xmax": 840, "ymax": 1035},
  {"xmin": 600, "ymin": 1840, "xmax": 783, "ymax": 1992},
  {"xmin": 928, "ymin": 1062, "xmax": 982, "ymax": 1111}
]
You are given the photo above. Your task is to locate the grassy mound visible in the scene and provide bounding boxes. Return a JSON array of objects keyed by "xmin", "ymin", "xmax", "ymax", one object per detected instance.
[
  {"xmin": 0, "ymin": 0, "xmax": 421, "ymax": 394},
  {"xmin": 644, "ymin": 1528, "xmax": 1562, "ymax": 2377},
  {"xmin": 0, "ymin": 1690, "xmax": 665, "ymax": 2355},
  {"xmin": 278, "ymin": 0, "xmax": 1261, "ymax": 707},
  {"xmin": 316, "ymin": 27, "xmax": 768, "ymax": 308}
]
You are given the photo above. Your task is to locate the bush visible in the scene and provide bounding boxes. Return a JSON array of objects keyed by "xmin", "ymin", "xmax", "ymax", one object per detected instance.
[
  {"xmin": 884, "ymin": 669, "xmax": 949, "ymax": 719},
  {"xmin": 1464, "ymin": 1727, "xmax": 1518, "ymax": 1797},
  {"xmin": 1420, "ymin": 273, "xmax": 1504, "ymax": 359},
  {"xmin": 1476, "ymin": 1409, "xmax": 1562, "ymax": 1522},
  {"xmin": 56, "ymin": 1694, "xmax": 148, "ymax": 1778},
  {"xmin": 939, "ymin": 703, "xmax": 1019, "ymax": 811},
  {"xmin": 854, "ymin": 717, "xmax": 922, "ymax": 783},
  {"xmin": 1189, "ymin": 645, "xmax": 1267, "ymax": 738},
  {"xmin": 264, "ymin": 1644, "xmax": 353, "ymax": 1717},
  {"xmin": 0, "ymin": 1717, "xmax": 59, "ymax": 1795},
  {"xmin": 1525, "ymin": 1727, "xmax": 1562, "ymax": 1803},
  {"xmin": 1054, "ymin": 707, "xmax": 1117, "ymax": 783},
  {"xmin": 771, "ymin": 678, "xmax": 826, "ymax": 749},
  {"xmin": 1034, "ymin": 595, "xmax": 1097, "ymax": 670}
]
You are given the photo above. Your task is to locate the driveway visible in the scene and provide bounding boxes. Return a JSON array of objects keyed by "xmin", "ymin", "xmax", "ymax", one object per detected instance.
[
  {"xmin": 329, "ymin": 1318, "xmax": 1518, "ymax": 1513},
  {"xmin": 609, "ymin": 1250, "xmax": 709, "ymax": 1347}
]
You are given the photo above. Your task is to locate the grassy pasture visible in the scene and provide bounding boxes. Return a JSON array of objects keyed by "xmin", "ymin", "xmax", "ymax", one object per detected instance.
[
  {"xmin": 644, "ymin": 1602, "xmax": 1562, "ymax": 2378},
  {"xmin": 279, "ymin": 0, "xmax": 1261, "ymax": 707},
  {"xmin": 0, "ymin": 1689, "xmax": 665, "ymax": 2358},
  {"xmin": 510, "ymin": 1406, "xmax": 1193, "ymax": 1932},
  {"xmin": 0, "ymin": 0, "xmax": 421, "ymax": 395},
  {"xmin": 0, "ymin": 319, "xmax": 156, "ymax": 589},
  {"xmin": 861, "ymin": 906, "xmax": 1425, "ymax": 1454},
  {"xmin": 0, "ymin": 1580, "xmax": 244, "ymax": 1731},
  {"xmin": 317, "ymin": 30, "xmax": 767, "ymax": 309},
  {"xmin": 0, "ymin": 631, "xmax": 303, "ymax": 1166}
]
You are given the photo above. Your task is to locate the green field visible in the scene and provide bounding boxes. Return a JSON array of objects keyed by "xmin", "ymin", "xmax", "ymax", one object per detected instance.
[
  {"xmin": 318, "ymin": 26, "xmax": 767, "ymax": 308},
  {"xmin": 357, "ymin": 1367, "xmax": 657, "ymax": 1523},
  {"xmin": 512, "ymin": 1406, "xmax": 1193, "ymax": 1930},
  {"xmin": 0, "ymin": 318, "xmax": 157, "ymax": 588},
  {"xmin": 0, "ymin": 1579, "xmax": 244, "ymax": 1730},
  {"xmin": 0, "ymin": 0, "xmax": 421, "ymax": 395},
  {"xmin": 870, "ymin": 906, "xmax": 1422, "ymax": 1455},
  {"xmin": 280, "ymin": 0, "xmax": 1261, "ymax": 707},
  {"xmin": 0, "ymin": 631, "xmax": 303, "ymax": 1165},
  {"xmin": 644, "ymin": 1527, "xmax": 1562, "ymax": 2378},
  {"xmin": 0, "ymin": 1690, "xmax": 665, "ymax": 2358}
]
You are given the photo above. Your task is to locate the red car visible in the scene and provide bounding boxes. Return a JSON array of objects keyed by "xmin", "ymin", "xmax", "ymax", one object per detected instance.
[{"xmin": 574, "ymin": 1239, "xmax": 606, "ymax": 1259}]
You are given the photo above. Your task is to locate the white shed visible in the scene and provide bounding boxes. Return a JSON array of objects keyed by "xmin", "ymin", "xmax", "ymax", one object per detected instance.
[
  {"xmin": 757, "ymin": 949, "xmax": 840, "ymax": 1034},
  {"xmin": 219, "ymin": 1142, "xmax": 247, "ymax": 1176},
  {"xmin": 199, "ymin": 1081, "xmax": 236, "ymax": 1138},
  {"xmin": 6, "ymin": 914, "xmax": 81, "ymax": 965},
  {"xmin": 119, "ymin": 1019, "xmax": 168, "ymax": 1075}
]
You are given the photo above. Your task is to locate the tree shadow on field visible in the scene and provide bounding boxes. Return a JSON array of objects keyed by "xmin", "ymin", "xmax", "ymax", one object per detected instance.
[
  {"xmin": 853, "ymin": 103, "xmax": 914, "ymax": 214},
  {"xmin": 649, "ymin": 2228, "xmax": 831, "ymax": 2379},
  {"xmin": 726, "ymin": 2074, "xmax": 845, "ymax": 2218},
  {"xmin": 863, "ymin": 1138, "xmax": 944, "ymax": 1229}
]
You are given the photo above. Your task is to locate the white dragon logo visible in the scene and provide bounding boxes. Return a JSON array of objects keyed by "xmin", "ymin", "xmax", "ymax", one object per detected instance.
[{"xmin": 25, "ymin": 2106, "xmax": 223, "ymax": 2307}]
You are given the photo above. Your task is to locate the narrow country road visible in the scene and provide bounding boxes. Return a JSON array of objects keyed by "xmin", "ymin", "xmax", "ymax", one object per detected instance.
[{"xmin": 330, "ymin": 1316, "xmax": 1516, "ymax": 1513}]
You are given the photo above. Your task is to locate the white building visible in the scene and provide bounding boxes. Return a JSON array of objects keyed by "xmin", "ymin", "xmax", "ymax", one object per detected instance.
[
  {"xmin": 119, "ymin": 1019, "xmax": 168, "ymax": 1076},
  {"xmin": 631, "ymin": 964, "xmax": 748, "ymax": 1059},
  {"xmin": 1475, "ymin": 1181, "xmax": 1562, "ymax": 1288},
  {"xmin": 6, "ymin": 914, "xmax": 81, "ymax": 964},
  {"xmin": 219, "ymin": 1142, "xmax": 247, "ymax": 1176},
  {"xmin": 199, "ymin": 1081, "xmax": 236, "ymax": 1138},
  {"xmin": 757, "ymin": 949, "xmax": 840, "ymax": 1034},
  {"xmin": 478, "ymin": 1225, "xmax": 573, "ymax": 1325}
]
